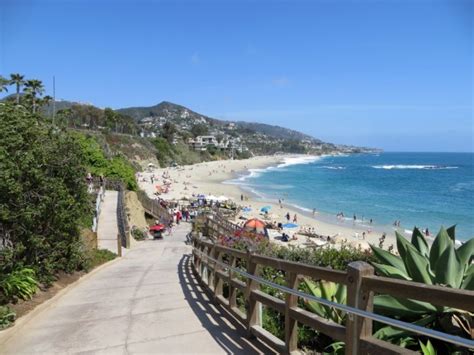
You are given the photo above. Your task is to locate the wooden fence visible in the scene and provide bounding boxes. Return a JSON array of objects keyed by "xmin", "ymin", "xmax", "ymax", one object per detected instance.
[
  {"xmin": 136, "ymin": 189, "xmax": 173, "ymax": 224},
  {"xmin": 191, "ymin": 236, "xmax": 474, "ymax": 355}
]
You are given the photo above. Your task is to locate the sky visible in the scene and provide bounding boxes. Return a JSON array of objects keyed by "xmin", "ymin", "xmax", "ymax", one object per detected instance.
[{"xmin": 1, "ymin": 0, "xmax": 472, "ymax": 152}]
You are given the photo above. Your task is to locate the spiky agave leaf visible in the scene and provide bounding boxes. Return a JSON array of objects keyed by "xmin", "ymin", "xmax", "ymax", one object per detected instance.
[
  {"xmin": 461, "ymin": 264, "xmax": 474, "ymax": 290},
  {"xmin": 374, "ymin": 295, "xmax": 437, "ymax": 318},
  {"xmin": 430, "ymin": 227, "xmax": 452, "ymax": 267},
  {"xmin": 446, "ymin": 225, "xmax": 456, "ymax": 242},
  {"xmin": 372, "ymin": 262, "xmax": 412, "ymax": 281},
  {"xmin": 411, "ymin": 227, "xmax": 429, "ymax": 258},
  {"xmin": 405, "ymin": 247, "xmax": 434, "ymax": 285},
  {"xmin": 434, "ymin": 242, "xmax": 463, "ymax": 288},
  {"xmin": 370, "ymin": 244, "xmax": 407, "ymax": 272},
  {"xmin": 419, "ymin": 340, "xmax": 436, "ymax": 355},
  {"xmin": 456, "ymin": 238, "xmax": 474, "ymax": 267}
]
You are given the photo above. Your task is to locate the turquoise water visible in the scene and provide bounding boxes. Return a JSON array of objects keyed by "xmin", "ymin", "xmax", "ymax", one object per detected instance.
[{"xmin": 233, "ymin": 153, "xmax": 474, "ymax": 241}]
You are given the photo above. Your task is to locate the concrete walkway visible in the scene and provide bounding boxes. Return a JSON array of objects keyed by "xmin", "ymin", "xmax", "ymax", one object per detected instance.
[
  {"xmin": 0, "ymin": 223, "xmax": 275, "ymax": 354},
  {"xmin": 97, "ymin": 190, "xmax": 119, "ymax": 254}
]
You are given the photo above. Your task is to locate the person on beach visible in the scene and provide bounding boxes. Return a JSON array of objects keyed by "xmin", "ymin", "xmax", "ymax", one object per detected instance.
[
  {"xmin": 312, "ymin": 208, "xmax": 316, "ymax": 216},
  {"xmin": 293, "ymin": 214, "xmax": 297, "ymax": 223},
  {"xmin": 278, "ymin": 199, "xmax": 282, "ymax": 208},
  {"xmin": 286, "ymin": 212, "xmax": 290, "ymax": 222},
  {"xmin": 241, "ymin": 194, "xmax": 244, "ymax": 201},
  {"xmin": 353, "ymin": 214, "xmax": 357, "ymax": 224},
  {"xmin": 362, "ymin": 232, "xmax": 366, "ymax": 240}
]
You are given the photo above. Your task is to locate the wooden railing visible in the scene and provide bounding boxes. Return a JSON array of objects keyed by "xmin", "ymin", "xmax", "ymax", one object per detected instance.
[
  {"xmin": 191, "ymin": 236, "xmax": 474, "ymax": 354},
  {"xmin": 204, "ymin": 211, "xmax": 240, "ymax": 239},
  {"xmin": 136, "ymin": 189, "xmax": 173, "ymax": 224}
]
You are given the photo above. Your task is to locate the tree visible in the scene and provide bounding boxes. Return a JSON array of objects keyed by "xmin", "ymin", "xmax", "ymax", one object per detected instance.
[
  {"xmin": 0, "ymin": 102, "xmax": 91, "ymax": 281},
  {"xmin": 9, "ymin": 73, "xmax": 25, "ymax": 104},
  {"xmin": 0, "ymin": 76, "xmax": 9, "ymax": 93},
  {"xmin": 191, "ymin": 123, "xmax": 209, "ymax": 138},
  {"xmin": 23, "ymin": 79, "xmax": 45, "ymax": 113},
  {"xmin": 162, "ymin": 122, "xmax": 176, "ymax": 143}
]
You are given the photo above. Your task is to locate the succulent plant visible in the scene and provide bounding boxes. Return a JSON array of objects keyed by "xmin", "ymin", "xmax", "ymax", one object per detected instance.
[
  {"xmin": 371, "ymin": 226, "xmax": 473, "ymax": 348},
  {"xmin": 371, "ymin": 226, "xmax": 473, "ymax": 290}
]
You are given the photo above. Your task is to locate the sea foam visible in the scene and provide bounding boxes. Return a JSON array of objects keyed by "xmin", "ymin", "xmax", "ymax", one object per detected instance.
[{"xmin": 372, "ymin": 165, "xmax": 458, "ymax": 170}]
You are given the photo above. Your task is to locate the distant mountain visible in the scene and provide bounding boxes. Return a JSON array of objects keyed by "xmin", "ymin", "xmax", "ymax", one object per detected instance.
[{"xmin": 117, "ymin": 101, "xmax": 321, "ymax": 144}]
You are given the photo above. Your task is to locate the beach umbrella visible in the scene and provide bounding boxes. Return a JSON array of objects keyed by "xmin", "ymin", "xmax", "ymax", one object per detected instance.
[
  {"xmin": 242, "ymin": 207, "xmax": 252, "ymax": 212},
  {"xmin": 260, "ymin": 206, "xmax": 272, "ymax": 213},
  {"xmin": 282, "ymin": 223, "xmax": 298, "ymax": 228},
  {"xmin": 243, "ymin": 218, "xmax": 267, "ymax": 234}
]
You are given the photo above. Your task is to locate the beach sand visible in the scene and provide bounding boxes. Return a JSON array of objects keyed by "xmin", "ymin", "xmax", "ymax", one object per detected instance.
[{"xmin": 138, "ymin": 155, "xmax": 398, "ymax": 251}]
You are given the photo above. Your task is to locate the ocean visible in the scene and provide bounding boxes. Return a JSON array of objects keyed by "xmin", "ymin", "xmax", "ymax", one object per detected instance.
[{"xmin": 230, "ymin": 152, "xmax": 474, "ymax": 241}]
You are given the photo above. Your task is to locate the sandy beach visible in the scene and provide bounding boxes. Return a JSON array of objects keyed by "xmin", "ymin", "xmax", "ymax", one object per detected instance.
[{"xmin": 138, "ymin": 155, "xmax": 399, "ymax": 251}]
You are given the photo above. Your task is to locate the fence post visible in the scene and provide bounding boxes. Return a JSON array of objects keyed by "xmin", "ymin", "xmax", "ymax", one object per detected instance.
[
  {"xmin": 117, "ymin": 233, "xmax": 122, "ymax": 257},
  {"xmin": 345, "ymin": 261, "xmax": 374, "ymax": 355},
  {"xmin": 228, "ymin": 255, "xmax": 237, "ymax": 310},
  {"xmin": 285, "ymin": 272, "xmax": 299, "ymax": 354},
  {"xmin": 246, "ymin": 250, "xmax": 260, "ymax": 337},
  {"xmin": 213, "ymin": 249, "xmax": 223, "ymax": 298}
]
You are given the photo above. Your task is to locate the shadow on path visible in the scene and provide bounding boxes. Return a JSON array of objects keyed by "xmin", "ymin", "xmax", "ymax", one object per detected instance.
[{"xmin": 178, "ymin": 254, "xmax": 276, "ymax": 354}]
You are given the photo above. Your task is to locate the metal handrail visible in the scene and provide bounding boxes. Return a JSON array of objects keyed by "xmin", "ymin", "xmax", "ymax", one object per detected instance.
[{"xmin": 193, "ymin": 248, "xmax": 474, "ymax": 349}]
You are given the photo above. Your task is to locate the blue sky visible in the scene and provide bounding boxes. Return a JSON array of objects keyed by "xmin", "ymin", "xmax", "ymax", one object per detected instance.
[{"xmin": 1, "ymin": 0, "xmax": 472, "ymax": 152}]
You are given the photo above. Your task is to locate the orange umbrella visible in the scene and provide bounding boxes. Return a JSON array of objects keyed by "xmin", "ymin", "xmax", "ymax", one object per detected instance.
[{"xmin": 243, "ymin": 218, "xmax": 266, "ymax": 234}]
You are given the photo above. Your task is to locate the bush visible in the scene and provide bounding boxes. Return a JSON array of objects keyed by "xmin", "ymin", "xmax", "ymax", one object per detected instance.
[
  {"xmin": 0, "ymin": 268, "xmax": 38, "ymax": 303},
  {"xmin": 73, "ymin": 132, "xmax": 138, "ymax": 190},
  {"xmin": 0, "ymin": 103, "xmax": 91, "ymax": 283},
  {"xmin": 131, "ymin": 227, "xmax": 147, "ymax": 241},
  {"xmin": 0, "ymin": 306, "xmax": 16, "ymax": 330},
  {"xmin": 82, "ymin": 249, "xmax": 117, "ymax": 271}
]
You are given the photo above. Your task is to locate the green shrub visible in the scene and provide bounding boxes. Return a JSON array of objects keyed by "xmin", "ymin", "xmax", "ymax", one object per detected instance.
[
  {"xmin": 72, "ymin": 132, "xmax": 138, "ymax": 190},
  {"xmin": 0, "ymin": 268, "xmax": 38, "ymax": 303},
  {"xmin": 83, "ymin": 249, "xmax": 117, "ymax": 271},
  {"xmin": 0, "ymin": 103, "xmax": 91, "ymax": 283},
  {"xmin": 131, "ymin": 227, "xmax": 147, "ymax": 241},
  {"xmin": 0, "ymin": 306, "xmax": 16, "ymax": 330}
]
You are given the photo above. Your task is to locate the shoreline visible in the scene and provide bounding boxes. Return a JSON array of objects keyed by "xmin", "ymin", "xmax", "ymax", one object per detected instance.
[{"xmin": 138, "ymin": 155, "xmax": 399, "ymax": 251}]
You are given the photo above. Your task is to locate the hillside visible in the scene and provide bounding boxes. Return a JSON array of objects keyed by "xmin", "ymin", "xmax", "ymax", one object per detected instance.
[{"xmin": 117, "ymin": 101, "xmax": 321, "ymax": 144}]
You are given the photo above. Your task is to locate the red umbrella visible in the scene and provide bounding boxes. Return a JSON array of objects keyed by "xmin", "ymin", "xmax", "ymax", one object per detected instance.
[
  {"xmin": 243, "ymin": 218, "xmax": 266, "ymax": 234},
  {"xmin": 149, "ymin": 224, "xmax": 165, "ymax": 232}
]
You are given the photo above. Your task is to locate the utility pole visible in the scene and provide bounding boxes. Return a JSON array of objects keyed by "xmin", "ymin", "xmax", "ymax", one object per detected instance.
[{"xmin": 52, "ymin": 76, "xmax": 56, "ymax": 126}]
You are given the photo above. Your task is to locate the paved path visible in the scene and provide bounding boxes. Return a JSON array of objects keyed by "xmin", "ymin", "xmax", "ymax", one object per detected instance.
[
  {"xmin": 0, "ymin": 223, "xmax": 274, "ymax": 354},
  {"xmin": 97, "ymin": 190, "xmax": 119, "ymax": 254}
]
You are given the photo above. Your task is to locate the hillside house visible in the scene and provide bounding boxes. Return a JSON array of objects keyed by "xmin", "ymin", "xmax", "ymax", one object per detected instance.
[{"xmin": 188, "ymin": 135, "xmax": 218, "ymax": 151}]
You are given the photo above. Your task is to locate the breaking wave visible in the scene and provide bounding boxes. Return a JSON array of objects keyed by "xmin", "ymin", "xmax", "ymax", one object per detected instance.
[{"xmin": 372, "ymin": 165, "xmax": 458, "ymax": 170}]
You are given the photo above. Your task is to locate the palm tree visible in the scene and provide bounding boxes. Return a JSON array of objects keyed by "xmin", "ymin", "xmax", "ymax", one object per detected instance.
[
  {"xmin": 10, "ymin": 73, "xmax": 25, "ymax": 104},
  {"xmin": 0, "ymin": 75, "xmax": 9, "ymax": 93},
  {"xmin": 24, "ymin": 79, "xmax": 44, "ymax": 113}
]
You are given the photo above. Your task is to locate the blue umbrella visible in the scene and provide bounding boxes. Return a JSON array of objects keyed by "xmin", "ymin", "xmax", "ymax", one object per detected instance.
[
  {"xmin": 282, "ymin": 223, "xmax": 298, "ymax": 228},
  {"xmin": 242, "ymin": 207, "xmax": 252, "ymax": 212},
  {"xmin": 260, "ymin": 206, "xmax": 271, "ymax": 213}
]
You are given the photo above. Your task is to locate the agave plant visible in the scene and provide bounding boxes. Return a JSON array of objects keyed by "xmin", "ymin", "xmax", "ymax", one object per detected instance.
[
  {"xmin": 371, "ymin": 226, "xmax": 473, "ymax": 290},
  {"xmin": 370, "ymin": 226, "xmax": 474, "ymax": 346},
  {"xmin": 302, "ymin": 278, "xmax": 347, "ymax": 325}
]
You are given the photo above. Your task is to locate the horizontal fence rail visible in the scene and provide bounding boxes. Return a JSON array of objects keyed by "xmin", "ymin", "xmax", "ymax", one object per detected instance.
[
  {"xmin": 136, "ymin": 190, "xmax": 173, "ymax": 224},
  {"xmin": 191, "ymin": 236, "xmax": 474, "ymax": 354}
]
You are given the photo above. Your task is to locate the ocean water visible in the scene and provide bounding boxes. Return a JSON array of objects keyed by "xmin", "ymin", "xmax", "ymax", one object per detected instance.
[{"xmin": 231, "ymin": 152, "xmax": 474, "ymax": 241}]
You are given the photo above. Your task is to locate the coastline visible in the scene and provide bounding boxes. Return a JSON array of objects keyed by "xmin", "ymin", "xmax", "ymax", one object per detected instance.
[{"xmin": 138, "ymin": 155, "xmax": 398, "ymax": 251}]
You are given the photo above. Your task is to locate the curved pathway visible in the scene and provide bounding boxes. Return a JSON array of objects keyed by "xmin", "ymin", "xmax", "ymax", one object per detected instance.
[{"xmin": 0, "ymin": 223, "xmax": 274, "ymax": 354}]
